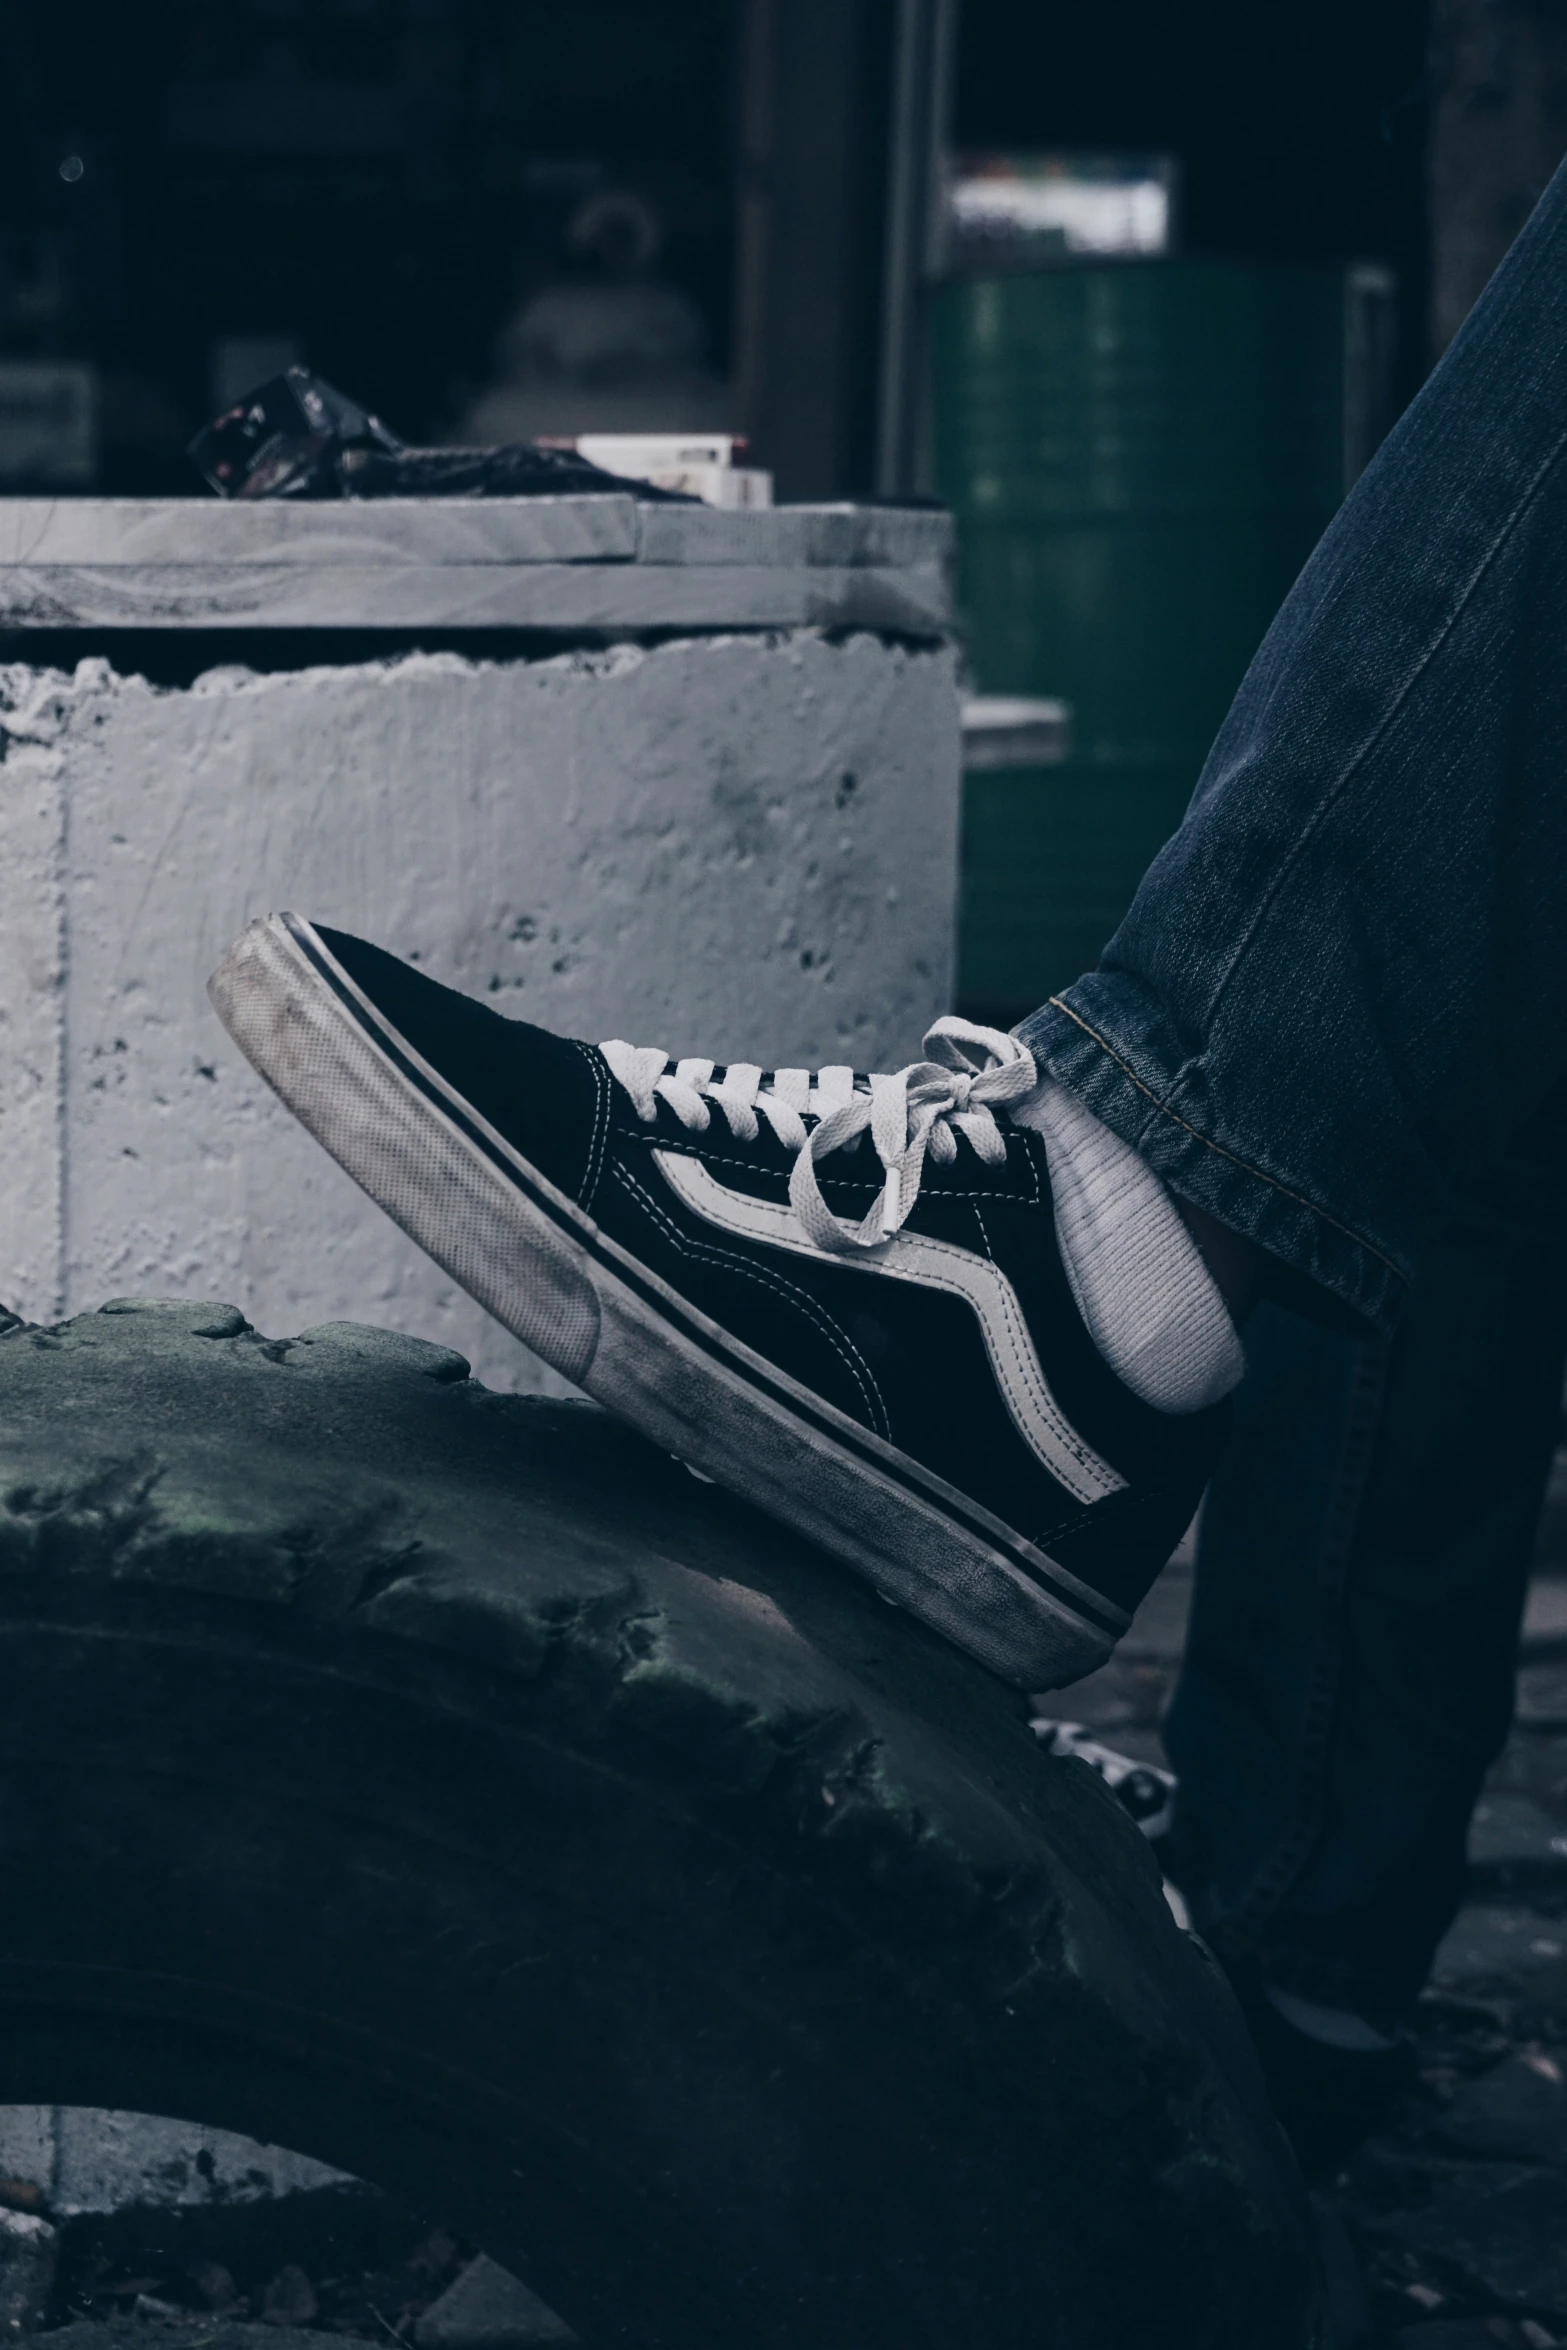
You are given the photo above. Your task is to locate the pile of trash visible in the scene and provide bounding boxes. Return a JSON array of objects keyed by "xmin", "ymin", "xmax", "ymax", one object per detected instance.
[{"xmin": 188, "ymin": 367, "xmax": 693, "ymax": 504}]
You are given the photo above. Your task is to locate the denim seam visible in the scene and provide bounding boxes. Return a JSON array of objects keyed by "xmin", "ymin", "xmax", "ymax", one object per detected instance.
[
  {"xmin": 1225, "ymin": 1331, "xmax": 1393, "ymax": 1944},
  {"xmin": 1200, "ymin": 424, "xmax": 1567, "ymax": 1028},
  {"xmin": 1044, "ymin": 995, "xmax": 1404, "ymax": 1280}
]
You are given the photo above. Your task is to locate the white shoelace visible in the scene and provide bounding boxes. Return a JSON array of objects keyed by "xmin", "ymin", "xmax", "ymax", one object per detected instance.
[{"xmin": 600, "ymin": 1018, "xmax": 1038, "ymax": 1254}]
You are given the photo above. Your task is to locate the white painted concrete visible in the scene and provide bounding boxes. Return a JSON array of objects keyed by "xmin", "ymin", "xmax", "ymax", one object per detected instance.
[
  {"xmin": 0, "ymin": 631, "xmax": 960, "ymax": 1389},
  {"xmin": 0, "ymin": 671, "xmax": 64, "ymax": 1322},
  {"xmin": 0, "ymin": 2107, "xmax": 347, "ymax": 2211},
  {"xmin": 0, "ymin": 495, "xmax": 948, "ymax": 571},
  {"xmin": 0, "ymin": 497, "xmax": 952, "ymax": 632},
  {"xmin": 0, "ymin": 561, "xmax": 949, "ymax": 633},
  {"xmin": 0, "ymin": 494, "xmax": 642, "ymax": 566}
]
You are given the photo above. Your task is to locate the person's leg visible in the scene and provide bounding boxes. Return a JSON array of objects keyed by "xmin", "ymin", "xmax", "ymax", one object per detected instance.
[
  {"xmin": 1019, "ymin": 151, "xmax": 1567, "ymax": 1333},
  {"xmin": 1164, "ymin": 1086, "xmax": 1567, "ymax": 2166}
]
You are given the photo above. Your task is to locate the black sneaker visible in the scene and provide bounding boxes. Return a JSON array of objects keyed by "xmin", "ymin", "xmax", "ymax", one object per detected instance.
[
  {"xmin": 1221, "ymin": 1971, "xmax": 1415, "ymax": 2177},
  {"xmin": 209, "ymin": 913, "xmax": 1228, "ymax": 1688}
]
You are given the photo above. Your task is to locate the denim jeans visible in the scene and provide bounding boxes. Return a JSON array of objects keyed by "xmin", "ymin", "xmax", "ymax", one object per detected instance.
[
  {"xmin": 1013, "ymin": 156, "xmax": 1567, "ymax": 2014},
  {"xmin": 1166, "ymin": 1091, "xmax": 1567, "ymax": 2021},
  {"xmin": 1016, "ymin": 153, "xmax": 1567, "ymax": 1337}
]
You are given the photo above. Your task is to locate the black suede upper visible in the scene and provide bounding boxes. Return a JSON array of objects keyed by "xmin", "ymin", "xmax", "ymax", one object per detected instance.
[
  {"xmin": 315, "ymin": 924, "xmax": 1227, "ymax": 1617},
  {"xmin": 316, "ymin": 926, "xmax": 608, "ymax": 1207}
]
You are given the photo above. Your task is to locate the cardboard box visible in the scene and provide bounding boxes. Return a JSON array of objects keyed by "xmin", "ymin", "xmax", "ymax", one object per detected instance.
[{"xmin": 574, "ymin": 434, "xmax": 772, "ymax": 508}]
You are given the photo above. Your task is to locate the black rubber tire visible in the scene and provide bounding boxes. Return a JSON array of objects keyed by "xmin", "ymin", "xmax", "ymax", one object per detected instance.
[{"xmin": 0, "ymin": 1302, "xmax": 1326, "ymax": 2350}]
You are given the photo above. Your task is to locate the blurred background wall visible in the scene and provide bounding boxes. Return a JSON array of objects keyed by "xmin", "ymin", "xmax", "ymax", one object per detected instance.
[
  {"xmin": 2, "ymin": 0, "xmax": 1564, "ymax": 1015},
  {"xmin": 0, "ymin": 0, "xmax": 1431, "ymax": 497}
]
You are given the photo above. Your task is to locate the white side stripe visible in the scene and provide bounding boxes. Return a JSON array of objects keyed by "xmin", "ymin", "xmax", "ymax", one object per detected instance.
[{"xmin": 653, "ymin": 1151, "xmax": 1126, "ymax": 1507}]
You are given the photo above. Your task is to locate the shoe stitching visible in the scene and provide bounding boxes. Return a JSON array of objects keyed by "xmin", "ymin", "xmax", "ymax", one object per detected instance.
[
  {"xmin": 1032, "ymin": 1484, "xmax": 1172, "ymax": 1550},
  {"xmin": 613, "ymin": 1159, "xmax": 891, "ymax": 1440},
  {"xmin": 610, "ymin": 1159, "xmax": 892, "ymax": 1440},
  {"xmin": 574, "ymin": 1039, "xmax": 611, "ymax": 1212},
  {"xmin": 627, "ymin": 1129, "xmax": 1096, "ymax": 1489},
  {"xmin": 613, "ymin": 1123, "xmax": 1043, "ymax": 1208},
  {"xmin": 640, "ymin": 1123, "xmax": 1103, "ymax": 1486},
  {"xmin": 1034, "ymin": 1496, "xmax": 1120, "ymax": 1547},
  {"xmin": 956, "ymin": 1196, "xmax": 1102, "ymax": 1485},
  {"xmin": 610, "ymin": 1171, "xmax": 1104, "ymax": 1594},
  {"xmin": 608, "ymin": 1108, "xmax": 875, "ymax": 1184},
  {"xmin": 971, "ymin": 1199, "xmax": 996, "ymax": 1266}
]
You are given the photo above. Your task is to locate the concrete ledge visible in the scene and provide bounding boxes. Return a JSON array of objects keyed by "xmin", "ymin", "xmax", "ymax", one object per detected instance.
[
  {"xmin": 0, "ymin": 500, "xmax": 954, "ymax": 635},
  {"xmin": 0, "ymin": 499, "xmax": 642, "ymax": 568},
  {"xmin": 0, "ymin": 562, "xmax": 949, "ymax": 635}
]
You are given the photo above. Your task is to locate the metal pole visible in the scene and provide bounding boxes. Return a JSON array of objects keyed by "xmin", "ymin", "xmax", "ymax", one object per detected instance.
[{"xmin": 874, "ymin": 0, "xmax": 958, "ymax": 498}]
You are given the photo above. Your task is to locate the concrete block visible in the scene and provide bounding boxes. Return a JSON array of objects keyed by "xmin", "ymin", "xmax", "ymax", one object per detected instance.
[
  {"xmin": 0, "ymin": 2107, "xmax": 347, "ymax": 2222},
  {"xmin": 413, "ymin": 2254, "xmax": 574, "ymax": 2348},
  {"xmin": 0, "ymin": 498, "xmax": 954, "ymax": 634},
  {"xmin": 48, "ymin": 2110, "xmax": 347, "ymax": 2216},
  {"xmin": 0, "ymin": 674, "xmax": 66, "ymax": 1319},
  {"xmin": 0, "ymin": 630, "xmax": 960, "ymax": 1389},
  {"xmin": 0, "ymin": 561, "xmax": 948, "ymax": 634},
  {"xmin": 0, "ymin": 497, "xmax": 641, "ymax": 568},
  {"xmin": 0, "ymin": 495, "xmax": 953, "ymax": 575},
  {"xmin": 633, "ymin": 500, "xmax": 952, "ymax": 570}
]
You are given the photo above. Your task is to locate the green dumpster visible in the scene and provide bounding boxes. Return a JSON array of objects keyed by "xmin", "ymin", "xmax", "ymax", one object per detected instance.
[{"xmin": 936, "ymin": 257, "xmax": 1391, "ymax": 1019}]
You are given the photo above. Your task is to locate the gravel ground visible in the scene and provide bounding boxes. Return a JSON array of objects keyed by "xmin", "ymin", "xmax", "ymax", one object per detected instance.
[{"xmin": 0, "ymin": 2184, "xmax": 573, "ymax": 2349}]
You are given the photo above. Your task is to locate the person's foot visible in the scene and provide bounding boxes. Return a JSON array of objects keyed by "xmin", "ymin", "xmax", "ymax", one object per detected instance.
[
  {"xmin": 1223, "ymin": 1972, "xmax": 1415, "ymax": 2176},
  {"xmin": 209, "ymin": 914, "xmax": 1232, "ymax": 1687}
]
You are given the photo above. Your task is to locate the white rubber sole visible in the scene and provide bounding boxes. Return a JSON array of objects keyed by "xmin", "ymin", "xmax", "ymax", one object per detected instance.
[{"xmin": 210, "ymin": 914, "xmax": 1121, "ymax": 1690}]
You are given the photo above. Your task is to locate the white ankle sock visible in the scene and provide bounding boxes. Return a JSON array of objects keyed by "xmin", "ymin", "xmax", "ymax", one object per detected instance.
[{"xmin": 1009, "ymin": 1077, "xmax": 1244, "ymax": 1414}]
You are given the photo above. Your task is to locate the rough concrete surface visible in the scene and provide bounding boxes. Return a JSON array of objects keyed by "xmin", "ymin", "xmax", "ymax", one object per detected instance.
[
  {"xmin": 0, "ymin": 496, "xmax": 950, "ymax": 575},
  {"xmin": 0, "ymin": 562, "xmax": 950, "ymax": 634},
  {"xmin": 413, "ymin": 2255, "xmax": 574, "ymax": 2348},
  {"xmin": 0, "ymin": 2111, "xmax": 345, "ymax": 2218},
  {"xmin": 0, "ymin": 633, "xmax": 959, "ymax": 1388},
  {"xmin": 0, "ymin": 498, "xmax": 952, "ymax": 634}
]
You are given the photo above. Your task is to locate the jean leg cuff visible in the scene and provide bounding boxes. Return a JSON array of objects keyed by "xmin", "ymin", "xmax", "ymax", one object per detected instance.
[{"xmin": 1015, "ymin": 994, "xmax": 1407, "ymax": 1334}]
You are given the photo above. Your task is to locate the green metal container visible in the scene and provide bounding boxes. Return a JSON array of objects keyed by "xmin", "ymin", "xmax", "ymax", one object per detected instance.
[{"xmin": 935, "ymin": 257, "xmax": 1386, "ymax": 1017}]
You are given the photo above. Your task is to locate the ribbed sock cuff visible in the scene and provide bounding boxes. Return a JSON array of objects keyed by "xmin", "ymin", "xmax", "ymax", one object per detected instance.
[{"xmin": 1009, "ymin": 1077, "xmax": 1245, "ymax": 1414}]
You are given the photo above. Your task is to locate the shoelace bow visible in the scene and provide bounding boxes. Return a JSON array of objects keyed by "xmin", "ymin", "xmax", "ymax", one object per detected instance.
[{"xmin": 599, "ymin": 1018, "xmax": 1038, "ymax": 1254}]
